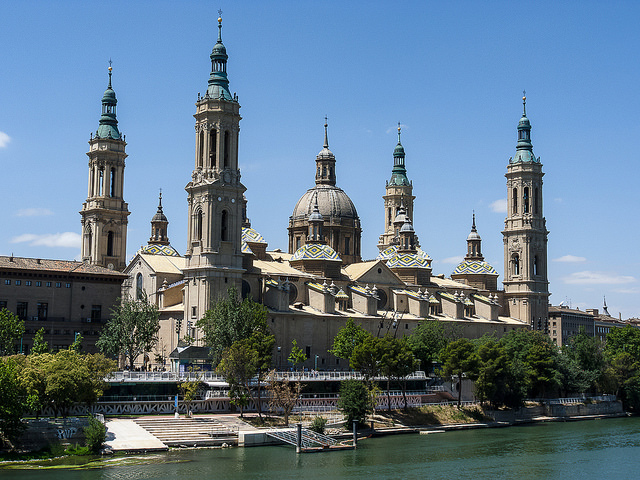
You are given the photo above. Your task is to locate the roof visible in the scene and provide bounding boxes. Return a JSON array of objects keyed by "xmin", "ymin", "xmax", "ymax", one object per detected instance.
[
  {"xmin": 387, "ymin": 253, "xmax": 431, "ymax": 269},
  {"xmin": 452, "ymin": 260, "xmax": 498, "ymax": 276},
  {"xmin": 0, "ymin": 255, "xmax": 127, "ymax": 278},
  {"xmin": 377, "ymin": 245, "xmax": 431, "ymax": 261},
  {"xmin": 291, "ymin": 243, "xmax": 341, "ymax": 262},
  {"xmin": 252, "ymin": 258, "xmax": 313, "ymax": 278},
  {"xmin": 242, "ymin": 227, "xmax": 267, "ymax": 244},
  {"xmin": 132, "ymin": 254, "xmax": 186, "ymax": 275},
  {"xmin": 291, "ymin": 184, "xmax": 359, "ymax": 221},
  {"xmin": 137, "ymin": 244, "xmax": 181, "ymax": 257},
  {"xmin": 241, "ymin": 241, "xmax": 254, "ymax": 255}
]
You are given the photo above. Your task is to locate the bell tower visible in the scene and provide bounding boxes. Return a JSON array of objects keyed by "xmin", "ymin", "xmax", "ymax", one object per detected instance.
[
  {"xmin": 378, "ymin": 123, "xmax": 417, "ymax": 252},
  {"xmin": 502, "ymin": 94, "xmax": 550, "ymax": 330},
  {"xmin": 183, "ymin": 15, "xmax": 245, "ymax": 325},
  {"xmin": 80, "ymin": 63, "xmax": 130, "ymax": 271}
]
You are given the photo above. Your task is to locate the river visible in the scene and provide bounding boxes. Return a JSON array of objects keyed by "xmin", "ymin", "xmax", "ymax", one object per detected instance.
[{"xmin": 3, "ymin": 416, "xmax": 638, "ymax": 479}]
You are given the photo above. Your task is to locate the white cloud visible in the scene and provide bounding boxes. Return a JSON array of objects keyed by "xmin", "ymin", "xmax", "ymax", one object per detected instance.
[
  {"xmin": 15, "ymin": 208, "xmax": 54, "ymax": 217},
  {"xmin": 613, "ymin": 287, "xmax": 640, "ymax": 295},
  {"xmin": 562, "ymin": 271, "xmax": 637, "ymax": 285},
  {"xmin": 0, "ymin": 131, "xmax": 10, "ymax": 148},
  {"xmin": 553, "ymin": 255, "xmax": 587, "ymax": 263},
  {"xmin": 490, "ymin": 198, "xmax": 507, "ymax": 213},
  {"xmin": 438, "ymin": 256, "xmax": 464, "ymax": 265},
  {"xmin": 10, "ymin": 232, "xmax": 81, "ymax": 248}
]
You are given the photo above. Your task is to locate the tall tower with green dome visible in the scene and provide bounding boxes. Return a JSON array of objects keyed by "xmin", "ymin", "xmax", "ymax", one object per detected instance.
[
  {"xmin": 183, "ymin": 15, "xmax": 246, "ymax": 327},
  {"xmin": 502, "ymin": 94, "xmax": 549, "ymax": 330},
  {"xmin": 378, "ymin": 123, "xmax": 417, "ymax": 252},
  {"xmin": 80, "ymin": 63, "xmax": 130, "ymax": 271}
]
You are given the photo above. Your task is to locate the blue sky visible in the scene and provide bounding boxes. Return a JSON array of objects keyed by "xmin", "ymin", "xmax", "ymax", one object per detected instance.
[{"xmin": 1, "ymin": 1, "xmax": 638, "ymax": 319}]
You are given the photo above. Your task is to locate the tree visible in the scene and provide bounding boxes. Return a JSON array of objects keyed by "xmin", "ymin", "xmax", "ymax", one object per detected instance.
[
  {"xmin": 246, "ymin": 331, "xmax": 275, "ymax": 419},
  {"xmin": 70, "ymin": 333, "xmax": 83, "ymax": 352},
  {"xmin": 266, "ymin": 370, "xmax": 302, "ymax": 426},
  {"xmin": 217, "ymin": 341, "xmax": 258, "ymax": 417},
  {"xmin": 337, "ymin": 379, "xmax": 371, "ymax": 427},
  {"xmin": 408, "ymin": 320, "xmax": 456, "ymax": 373},
  {"xmin": 558, "ymin": 328, "xmax": 605, "ymax": 396},
  {"xmin": 380, "ymin": 336, "xmax": 418, "ymax": 410},
  {"xmin": 0, "ymin": 308, "xmax": 25, "ymax": 356},
  {"xmin": 96, "ymin": 293, "xmax": 160, "ymax": 370},
  {"xmin": 288, "ymin": 339, "xmax": 307, "ymax": 371},
  {"xmin": 350, "ymin": 334, "xmax": 382, "ymax": 381},
  {"xmin": 330, "ymin": 318, "xmax": 369, "ymax": 362},
  {"xmin": 473, "ymin": 338, "xmax": 525, "ymax": 409},
  {"xmin": 0, "ymin": 357, "xmax": 27, "ymax": 448},
  {"xmin": 198, "ymin": 286, "xmax": 269, "ymax": 365},
  {"xmin": 31, "ymin": 328, "xmax": 48, "ymax": 354},
  {"xmin": 439, "ymin": 338, "xmax": 479, "ymax": 407},
  {"xmin": 179, "ymin": 368, "xmax": 204, "ymax": 415}
]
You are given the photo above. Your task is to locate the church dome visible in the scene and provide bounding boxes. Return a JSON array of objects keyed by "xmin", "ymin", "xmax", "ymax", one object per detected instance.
[
  {"xmin": 452, "ymin": 260, "xmax": 498, "ymax": 276},
  {"xmin": 242, "ymin": 227, "xmax": 267, "ymax": 244},
  {"xmin": 291, "ymin": 243, "xmax": 341, "ymax": 262},
  {"xmin": 291, "ymin": 184, "xmax": 359, "ymax": 222},
  {"xmin": 387, "ymin": 252, "xmax": 431, "ymax": 269}
]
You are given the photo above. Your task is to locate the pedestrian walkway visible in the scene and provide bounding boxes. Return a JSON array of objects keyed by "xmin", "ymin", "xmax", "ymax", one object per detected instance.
[{"xmin": 104, "ymin": 418, "xmax": 168, "ymax": 452}]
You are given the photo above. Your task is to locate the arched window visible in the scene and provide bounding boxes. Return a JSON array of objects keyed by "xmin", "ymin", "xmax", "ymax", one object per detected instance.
[
  {"xmin": 533, "ymin": 256, "xmax": 539, "ymax": 276},
  {"xmin": 110, "ymin": 168, "xmax": 116, "ymax": 197},
  {"xmin": 86, "ymin": 226, "xmax": 92, "ymax": 257},
  {"xmin": 223, "ymin": 131, "xmax": 230, "ymax": 168},
  {"xmin": 534, "ymin": 188, "xmax": 539, "ymax": 214},
  {"xmin": 136, "ymin": 273, "xmax": 143, "ymax": 300},
  {"xmin": 198, "ymin": 131, "xmax": 204, "ymax": 168},
  {"xmin": 221, "ymin": 210, "xmax": 228, "ymax": 241},
  {"xmin": 388, "ymin": 207, "xmax": 392, "ymax": 226},
  {"xmin": 513, "ymin": 254, "xmax": 520, "ymax": 276},
  {"xmin": 513, "ymin": 187, "xmax": 518, "ymax": 214},
  {"xmin": 523, "ymin": 187, "xmax": 530, "ymax": 214},
  {"xmin": 195, "ymin": 209, "xmax": 203, "ymax": 241},
  {"xmin": 210, "ymin": 128, "xmax": 217, "ymax": 168},
  {"xmin": 98, "ymin": 168, "xmax": 104, "ymax": 196},
  {"xmin": 107, "ymin": 231, "xmax": 114, "ymax": 257}
]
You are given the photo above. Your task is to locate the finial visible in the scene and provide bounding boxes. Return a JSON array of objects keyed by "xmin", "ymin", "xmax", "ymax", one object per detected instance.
[
  {"xmin": 472, "ymin": 211, "xmax": 476, "ymax": 230},
  {"xmin": 159, "ymin": 188, "xmax": 163, "ymax": 208},
  {"xmin": 397, "ymin": 121, "xmax": 402, "ymax": 144},
  {"xmin": 217, "ymin": 9, "xmax": 223, "ymax": 40},
  {"xmin": 522, "ymin": 89, "xmax": 527, "ymax": 116},
  {"xmin": 108, "ymin": 58, "xmax": 113, "ymax": 88},
  {"xmin": 323, "ymin": 116, "xmax": 329, "ymax": 148}
]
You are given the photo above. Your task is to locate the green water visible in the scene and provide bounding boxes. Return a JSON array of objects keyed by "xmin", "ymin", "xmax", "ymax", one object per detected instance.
[{"xmin": 3, "ymin": 417, "xmax": 639, "ymax": 479}]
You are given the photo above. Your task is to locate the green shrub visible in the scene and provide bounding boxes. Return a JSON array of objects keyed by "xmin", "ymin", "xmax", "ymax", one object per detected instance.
[
  {"xmin": 84, "ymin": 415, "xmax": 107, "ymax": 453},
  {"xmin": 309, "ymin": 416, "xmax": 327, "ymax": 434},
  {"xmin": 337, "ymin": 380, "xmax": 372, "ymax": 427}
]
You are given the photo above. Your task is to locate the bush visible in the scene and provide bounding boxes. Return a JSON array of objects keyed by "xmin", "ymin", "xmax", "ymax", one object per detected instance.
[
  {"xmin": 337, "ymin": 380, "xmax": 371, "ymax": 427},
  {"xmin": 309, "ymin": 416, "xmax": 327, "ymax": 434},
  {"xmin": 84, "ymin": 415, "xmax": 107, "ymax": 453}
]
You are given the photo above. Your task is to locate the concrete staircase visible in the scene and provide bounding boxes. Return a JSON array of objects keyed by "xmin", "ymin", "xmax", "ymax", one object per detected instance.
[{"xmin": 133, "ymin": 417, "xmax": 238, "ymax": 447}]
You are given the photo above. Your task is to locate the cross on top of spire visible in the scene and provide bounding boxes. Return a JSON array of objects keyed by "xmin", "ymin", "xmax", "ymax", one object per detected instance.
[{"xmin": 522, "ymin": 89, "xmax": 527, "ymax": 116}]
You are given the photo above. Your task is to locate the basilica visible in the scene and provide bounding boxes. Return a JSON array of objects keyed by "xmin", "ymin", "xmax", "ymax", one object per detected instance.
[{"xmin": 80, "ymin": 18, "xmax": 549, "ymax": 371}]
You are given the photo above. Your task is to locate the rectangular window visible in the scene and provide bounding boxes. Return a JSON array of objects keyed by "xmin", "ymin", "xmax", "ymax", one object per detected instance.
[
  {"xmin": 65, "ymin": 283, "xmax": 71, "ymax": 288},
  {"xmin": 16, "ymin": 302, "xmax": 28, "ymax": 320},
  {"xmin": 91, "ymin": 305, "xmax": 101, "ymax": 322},
  {"xmin": 46, "ymin": 282, "xmax": 52, "ymax": 287},
  {"xmin": 344, "ymin": 237, "xmax": 350, "ymax": 256},
  {"xmin": 0, "ymin": 300, "xmax": 7, "ymax": 310},
  {"xmin": 37, "ymin": 302, "xmax": 48, "ymax": 321},
  {"xmin": 191, "ymin": 306, "xmax": 197, "ymax": 319},
  {"xmin": 25, "ymin": 280, "xmax": 32, "ymax": 286},
  {"xmin": 305, "ymin": 345, "xmax": 311, "ymax": 358},
  {"xmin": 15, "ymin": 280, "xmax": 21, "ymax": 286},
  {"xmin": 35, "ymin": 281, "xmax": 42, "ymax": 287},
  {"xmin": 55, "ymin": 282, "xmax": 62, "ymax": 288},
  {"xmin": 4, "ymin": 279, "xmax": 10, "ymax": 285}
]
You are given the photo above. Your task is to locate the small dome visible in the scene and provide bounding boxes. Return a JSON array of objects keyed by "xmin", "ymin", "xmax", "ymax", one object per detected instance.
[
  {"xmin": 242, "ymin": 227, "xmax": 267, "ymax": 244},
  {"xmin": 400, "ymin": 220, "xmax": 414, "ymax": 233},
  {"xmin": 452, "ymin": 260, "xmax": 498, "ymax": 276},
  {"xmin": 316, "ymin": 146, "xmax": 335, "ymax": 161},
  {"xmin": 291, "ymin": 184, "xmax": 359, "ymax": 222},
  {"xmin": 387, "ymin": 253, "xmax": 431, "ymax": 269},
  {"xmin": 152, "ymin": 210, "xmax": 168, "ymax": 223},
  {"xmin": 394, "ymin": 143, "xmax": 405, "ymax": 157},
  {"xmin": 377, "ymin": 245, "xmax": 431, "ymax": 262},
  {"xmin": 138, "ymin": 244, "xmax": 180, "ymax": 257},
  {"xmin": 102, "ymin": 87, "xmax": 116, "ymax": 103},
  {"xmin": 211, "ymin": 41, "xmax": 227, "ymax": 56},
  {"xmin": 511, "ymin": 150, "xmax": 538, "ymax": 164},
  {"xmin": 291, "ymin": 243, "xmax": 341, "ymax": 262},
  {"xmin": 467, "ymin": 230, "xmax": 481, "ymax": 241}
]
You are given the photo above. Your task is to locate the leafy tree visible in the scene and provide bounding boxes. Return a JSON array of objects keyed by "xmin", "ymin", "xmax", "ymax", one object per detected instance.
[
  {"xmin": 198, "ymin": 286, "xmax": 269, "ymax": 365},
  {"xmin": 96, "ymin": 293, "xmax": 160, "ymax": 370},
  {"xmin": 17, "ymin": 353, "xmax": 48, "ymax": 417},
  {"xmin": 558, "ymin": 328, "xmax": 605, "ymax": 396},
  {"xmin": 288, "ymin": 339, "xmax": 307, "ymax": 371},
  {"xmin": 473, "ymin": 338, "xmax": 525, "ymax": 409},
  {"xmin": 0, "ymin": 357, "xmax": 27, "ymax": 448},
  {"xmin": 80, "ymin": 353, "xmax": 117, "ymax": 407},
  {"xmin": 605, "ymin": 325, "xmax": 640, "ymax": 360},
  {"xmin": 440, "ymin": 338, "xmax": 479, "ymax": 407},
  {"xmin": 84, "ymin": 414, "xmax": 107, "ymax": 453},
  {"xmin": 179, "ymin": 368, "xmax": 204, "ymax": 415},
  {"xmin": 266, "ymin": 369, "xmax": 302, "ymax": 426},
  {"xmin": 217, "ymin": 341, "xmax": 258, "ymax": 417},
  {"xmin": 408, "ymin": 320, "xmax": 456, "ymax": 373},
  {"xmin": 337, "ymin": 379, "xmax": 371, "ymax": 427},
  {"xmin": 70, "ymin": 333, "xmax": 83, "ymax": 352},
  {"xmin": 379, "ymin": 336, "xmax": 418, "ymax": 410},
  {"xmin": 246, "ymin": 331, "xmax": 275, "ymax": 419},
  {"xmin": 31, "ymin": 328, "xmax": 48, "ymax": 354},
  {"xmin": 330, "ymin": 318, "xmax": 370, "ymax": 362},
  {"xmin": 0, "ymin": 308, "xmax": 25, "ymax": 356},
  {"xmin": 350, "ymin": 334, "xmax": 382, "ymax": 382}
]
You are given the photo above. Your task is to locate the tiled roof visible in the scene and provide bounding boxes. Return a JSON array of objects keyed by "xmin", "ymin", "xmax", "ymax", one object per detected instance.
[
  {"xmin": 291, "ymin": 243, "xmax": 341, "ymax": 262},
  {"xmin": 138, "ymin": 244, "xmax": 181, "ymax": 257},
  {"xmin": 242, "ymin": 227, "xmax": 267, "ymax": 244},
  {"xmin": 0, "ymin": 255, "xmax": 126, "ymax": 277},
  {"xmin": 452, "ymin": 260, "xmax": 498, "ymax": 276},
  {"xmin": 377, "ymin": 245, "xmax": 431, "ymax": 261},
  {"xmin": 386, "ymin": 253, "xmax": 431, "ymax": 269}
]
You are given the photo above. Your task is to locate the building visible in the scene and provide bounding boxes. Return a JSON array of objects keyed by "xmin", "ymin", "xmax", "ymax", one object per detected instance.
[
  {"xmin": 548, "ymin": 305, "xmax": 595, "ymax": 346},
  {"xmin": 0, "ymin": 255, "xmax": 126, "ymax": 353}
]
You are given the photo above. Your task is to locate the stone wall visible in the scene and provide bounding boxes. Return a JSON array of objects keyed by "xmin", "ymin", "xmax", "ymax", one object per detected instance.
[{"xmin": 18, "ymin": 417, "xmax": 90, "ymax": 451}]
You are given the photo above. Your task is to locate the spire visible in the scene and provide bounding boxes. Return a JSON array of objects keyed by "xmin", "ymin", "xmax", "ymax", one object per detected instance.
[
  {"xmin": 308, "ymin": 193, "xmax": 324, "ymax": 243},
  {"xmin": 465, "ymin": 211, "xmax": 483, "ymax": 260},
  {"xmin": 96, "ymin": 61, "xmax": 121, "ymax": 140},
  {"xmin": 511, "ymin": 91, "xmax": 538, "ymax": 164},
  {"xmin": 315, "ymin": 117, "xmax": 336, "ymax": 185},
  {"xmin": 206, "ymin": 12, "xmax": 233, "ymax": 101},
  {"xmin": 389, "ymin": 122, "xmax": 410, "ymax": 186},
  {"xmin": 149, "ymin": 189, "xmax": 170, "ymax": 245}
]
